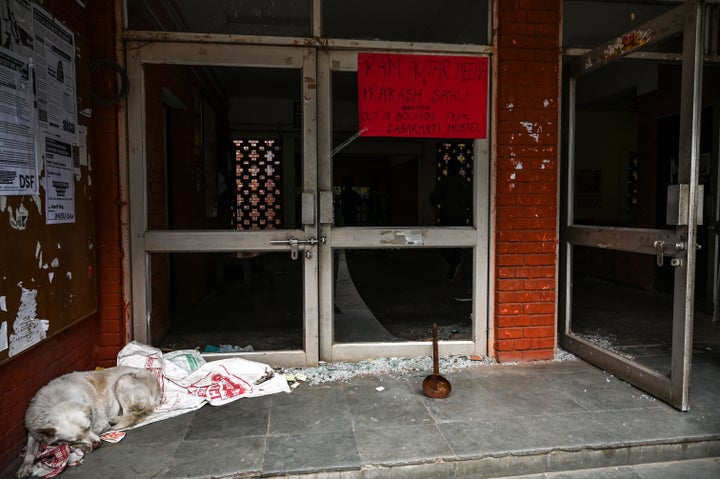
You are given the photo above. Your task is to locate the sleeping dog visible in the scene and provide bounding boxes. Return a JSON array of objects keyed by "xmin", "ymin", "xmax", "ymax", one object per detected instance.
[{"xmin": 16, "ymin": 366, "xmax": 162, "ymax": 478}]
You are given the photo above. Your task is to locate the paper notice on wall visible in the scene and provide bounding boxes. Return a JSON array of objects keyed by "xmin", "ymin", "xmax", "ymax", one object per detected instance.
[
  {"xmin": 43, "ymin": 135, "xmax": 76, "ymax": 224},
  {"xmin": 0, "ymin": 0, "xmax": 35, "ymax": 59},
  {"xmin": 0, "ymin": 47, "xmax": 37, "ymax": 195},
  {"xmin": 0, "ymin": 321, "xmax": 7, "ymax": 353},
  {"xmin": 33, "ymin": 5, "xmax": 77, "ymax": 144},
  {"xmin": 9, "ymin": 286, "xmax": 49, "ymax": 357}
]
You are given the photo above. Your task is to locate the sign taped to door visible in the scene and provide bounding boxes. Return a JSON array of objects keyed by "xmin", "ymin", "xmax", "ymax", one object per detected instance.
[{"xmin": 357, "ymin": 53, "xmax": 488, "ymax": 139}]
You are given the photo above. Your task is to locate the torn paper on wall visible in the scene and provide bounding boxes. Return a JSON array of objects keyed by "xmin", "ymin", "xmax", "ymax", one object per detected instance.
[{"xmin": 9, "ymin": 287, "xmax": 49, "ymax": 357}]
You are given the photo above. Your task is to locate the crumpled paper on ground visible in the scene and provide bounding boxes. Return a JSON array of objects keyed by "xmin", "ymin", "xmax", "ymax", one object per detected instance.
[{"xmin": 117, "ymin": 341, "xmax": 290, "ymax": 427}]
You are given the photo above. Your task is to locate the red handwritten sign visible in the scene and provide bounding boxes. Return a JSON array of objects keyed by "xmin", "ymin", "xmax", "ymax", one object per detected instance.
[{"xmin": 358, "ymin": 53, "xmax": 488, "ymax": 139}]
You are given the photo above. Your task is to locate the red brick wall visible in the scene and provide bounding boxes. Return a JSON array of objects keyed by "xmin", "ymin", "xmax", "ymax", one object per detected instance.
[
  {"xmin": 87, "ymin": 2, "xmax": 128, "ymax": 367},
  {"xmin": 0, "ymin": 2, "xmax": 121, "ymax": 473},
  {"xmin": 493, "ymin": 0, "xmax": 561, "ymax": 362}
]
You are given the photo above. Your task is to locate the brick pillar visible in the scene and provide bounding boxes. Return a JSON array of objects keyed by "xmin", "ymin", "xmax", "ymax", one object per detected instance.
[
  {"xmin": 89, "ymin": 1, "xmax": 128, "ymax": 366},
  {"xmin": 493, "ymin": 0, "xmax": 561, "ymax": 362}
]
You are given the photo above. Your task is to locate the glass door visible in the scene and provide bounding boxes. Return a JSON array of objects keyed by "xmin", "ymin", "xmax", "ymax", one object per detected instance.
[
  {"xmin": 316, "ymin": 50, "xmax": 490, "ymax": 362},
  {"xmin": 124, "ymin": 1, "xmax": 493, "ymax": 367},
  {"xmin": 126, "ymin": 44, "xmax": 491, "ymax": 366},
  {"xmin": 126, "ymin": 42, "xmax": 319, "ymax": 367},
  {"xmin": 561, "ymin": 2, "xmax": 705, "ymax": 410}
]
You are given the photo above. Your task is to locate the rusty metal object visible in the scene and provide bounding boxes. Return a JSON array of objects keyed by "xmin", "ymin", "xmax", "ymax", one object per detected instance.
[{"xmin": 422, "ymin": 323, "xmax": 452, "ymax": 399}]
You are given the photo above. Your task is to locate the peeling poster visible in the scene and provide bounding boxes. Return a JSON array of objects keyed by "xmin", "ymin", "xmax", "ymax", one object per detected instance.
[{"xmin": 9, "ymin": 286, "xmax": 49, "ymax": 357}]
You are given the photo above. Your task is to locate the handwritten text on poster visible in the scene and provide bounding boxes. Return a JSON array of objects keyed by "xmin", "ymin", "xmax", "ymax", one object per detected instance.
[{"xmin": 358, "ymin": 53, "xmax": 488, "ymax": 139}]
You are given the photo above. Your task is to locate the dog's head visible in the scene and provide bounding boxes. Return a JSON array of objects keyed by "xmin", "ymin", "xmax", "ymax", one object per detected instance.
[{"xmin": 32, "ymin": 407, "xmax": 100, "ymax": 453}]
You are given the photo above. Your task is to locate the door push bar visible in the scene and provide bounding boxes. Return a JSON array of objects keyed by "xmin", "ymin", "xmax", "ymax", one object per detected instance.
[{"xmin": 270, "ymin": 237, "xmax": 326, "ymax": 260}]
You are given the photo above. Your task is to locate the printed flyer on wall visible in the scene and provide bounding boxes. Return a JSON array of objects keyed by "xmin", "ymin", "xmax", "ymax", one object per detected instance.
[
  {"xmin": 0, "ymin": 47, "xmax": 36, "ymax": 195},
  {"xmin": 43, "ymin": 135, "xmax": 75, "ymax": 224}
]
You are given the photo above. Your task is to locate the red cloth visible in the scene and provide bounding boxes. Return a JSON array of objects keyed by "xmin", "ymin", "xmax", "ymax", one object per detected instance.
[{"xmin": 29, "ymin": 443, "xmax": 84, "ymax": 478}]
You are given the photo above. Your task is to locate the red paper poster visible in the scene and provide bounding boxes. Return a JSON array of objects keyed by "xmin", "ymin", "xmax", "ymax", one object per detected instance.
[{"xmin": 358, "ymin": 53, "xmax": 488, "ymax": 139}]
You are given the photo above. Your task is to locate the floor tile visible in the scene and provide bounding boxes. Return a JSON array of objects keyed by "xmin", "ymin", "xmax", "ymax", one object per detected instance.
[
  {"xmin": 635, "ymin": 458, "xmax": 720, "ymax": 479},
  {"xmin": 123, "ymin": 410, "xmax": 195, "ymax": 445},
  {"xmin": 165, "ymin": 436, "xmax": 265, "ymax": 478},
  {"xmin": 269, "ymin": 386, "xmax": 351, "ymax": 434},
  {"xmin": 263, "ymin": 431, "xmax": 360, "ymax": 475},
  {"xmin": 515, "ymin": 412, "xmax": 622, "ymax": 449},
  {"xmin": 439, "ymin": 417, "xmax": 538, "ymax": 457},
  {"xmin": 184, "ymin": 399, "xmax": 269, "ymax": 439},
  {"xmin": 594, "ymin": 407, "xmax": 715, "ymax": 442},
  {"xmin": 354, "ymin": 424, "xmax": 454, "ymax": 465},
  {"xmin": 59, "ymin": 441, "xmax": 180, "ymax": 479},
  {"xmin": 421, "ymin": 378, "xmax": 514, "ymax": 422}
]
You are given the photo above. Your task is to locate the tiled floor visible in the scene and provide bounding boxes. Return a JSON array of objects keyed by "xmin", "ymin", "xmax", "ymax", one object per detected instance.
[{"xmin": 5, "ymin": 354, "xmax": 719, "ymax": 479}]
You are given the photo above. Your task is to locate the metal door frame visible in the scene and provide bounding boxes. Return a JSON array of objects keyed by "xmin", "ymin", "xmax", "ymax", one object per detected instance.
[
  {"xmin": 561, "ymin": 1, "xmax": 705, "ymax": 410},
  {"xmin": 126, "ymin": 42, "xmax": 320, "ymax": 367}
]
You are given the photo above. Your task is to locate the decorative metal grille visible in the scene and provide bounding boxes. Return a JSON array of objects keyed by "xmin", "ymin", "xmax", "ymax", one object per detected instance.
[
  {"xmin": 232, "ymin": 139, "xmax": 282, "ymax": 230},
  {"xmin": 436, "ymin": 141, "xmax": 473, "ymax": 182}
]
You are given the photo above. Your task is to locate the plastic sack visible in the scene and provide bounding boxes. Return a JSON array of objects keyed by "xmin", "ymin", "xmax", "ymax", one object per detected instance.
[{"xmin": 116, "ymin": 341, "xmax": 290, "ymax": 427}]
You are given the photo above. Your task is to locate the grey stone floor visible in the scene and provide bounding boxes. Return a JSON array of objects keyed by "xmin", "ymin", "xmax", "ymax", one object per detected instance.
[{"xmin": 5, "ymin": 355, "xmax": 720, "ymax": 479}]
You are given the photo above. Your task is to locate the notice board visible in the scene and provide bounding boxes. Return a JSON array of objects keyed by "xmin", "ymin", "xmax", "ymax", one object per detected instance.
[
  {"xmin": 0, "ymin": 8, "xmax": 96, "ymax": 365},
  {"xmin": 358, "ymin": 53, "xmax": 489, "ymax": 139}
]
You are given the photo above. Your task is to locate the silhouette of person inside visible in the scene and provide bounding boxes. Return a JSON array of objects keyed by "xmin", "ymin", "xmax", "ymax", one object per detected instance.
[
  {"xmin": 429, "ymin": 158, "xmax": 471, "ymax": 286},
  {"xmin": 340, "ymin": 176, "xmax": 361, "ymax": 226}
]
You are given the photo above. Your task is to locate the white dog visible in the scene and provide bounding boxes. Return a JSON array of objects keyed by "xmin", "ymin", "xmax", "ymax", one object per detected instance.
[{"xmin": 16, "ymin": 366, "xmax": 162, "ymax": 479}]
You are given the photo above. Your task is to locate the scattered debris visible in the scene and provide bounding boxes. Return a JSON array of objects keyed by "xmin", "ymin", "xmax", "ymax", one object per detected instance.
[
  {"xmin": 204, "ymin": 344, "xmax": 254, "ymax": 353},
  {"xmin": 100, "ymin": 431, "xmax": 125, "ymax": 443},
  {"xmin": 554, "ymin": 349, "xmax": 577, "ymax": 361},
  {"xmin": 281, "ymin": 349, "xmax": 579, "ymax": 387},
  {"xmin": 573, "ymin": 331, "xmax": 634, "ymax": 359},
  {"xmin": 282, "ymin": 355, "xmax": 491, "ymax": 386}
]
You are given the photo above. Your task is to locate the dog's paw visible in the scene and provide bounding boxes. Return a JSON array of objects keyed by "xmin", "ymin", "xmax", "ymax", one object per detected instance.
[
  {"xmin": 15, "ymin": 463, "xmax": 33, "ymax": 479},
  {"xmin": 75, "ymin": 441, "xmax": 96, "ymax": 454}
]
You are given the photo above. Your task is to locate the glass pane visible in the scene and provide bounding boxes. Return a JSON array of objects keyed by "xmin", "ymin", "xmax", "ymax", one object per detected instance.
[
  {"xmin": 572, "ymin": 58, "xmax": 678, "ymax": 228},
  {"xmin": 332, "ymin": 71, "xmax": 475, "ymax": 228},
  {"xmin": 323, "ymin": 0, "xmax": 489, "ymax": 44},
  {"xmin": 144, "ymin": 64, "xmax": 302, "ymax": 230},
  {"xmin": 334, "ymin": 248, "xmax": 472, "ymax": 343},
  {"xmin": 152, "ymin": 252, "xmax": 304, "ymax": 352},
  {"xmin": 126, "ymin": 0, "xmax": 311, "ymax": 37},
  {"xmin": 571, "ymin": 246, "xmax": 672, "ymax": 372}
]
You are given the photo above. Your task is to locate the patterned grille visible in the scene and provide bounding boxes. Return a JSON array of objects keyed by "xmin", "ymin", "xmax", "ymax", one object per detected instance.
[
  {"xmin": 232, "ymin": 139, "xmax": 282, "ymax": 230},
  {"xmin": 436, "ymin": 141, "xmax": 473, "ymax": 182}
]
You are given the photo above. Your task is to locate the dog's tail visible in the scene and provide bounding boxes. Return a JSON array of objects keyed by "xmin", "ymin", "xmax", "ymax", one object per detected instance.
[{"xmin": 108, "ymin": 407, "xmax": 155, "ymax": 430}]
